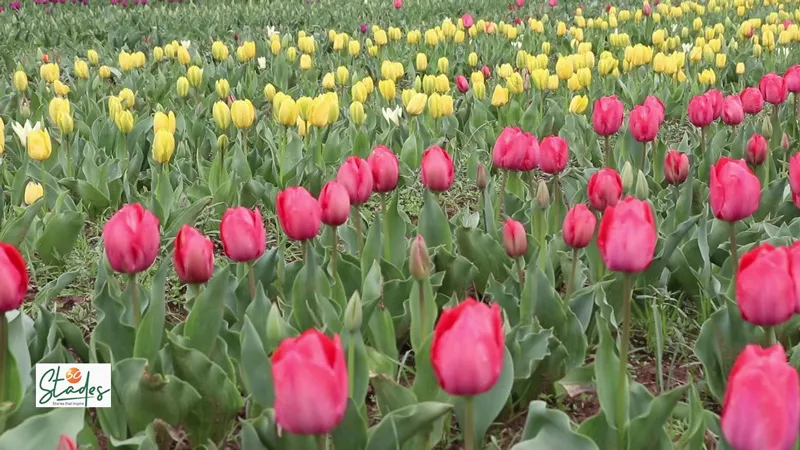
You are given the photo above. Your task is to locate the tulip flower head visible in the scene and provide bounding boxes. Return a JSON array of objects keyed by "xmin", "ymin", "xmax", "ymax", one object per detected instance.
[
  {"xmin": 102, "ymin": 204, "xmax": 161, "ymax": 274},
  {"xmin": 597, "ymin": 196, "xmax": 657, "ymax": 273},
  {"xmin": 220, "ymin": 207, "xmax": 267, "ymax": 263},
  {"xmin": 563, "ymin": 204, "xmax": 597, "ymax": 249},
  {"xmin": 421, "ymin": 146, "xmax": 455, "ymax": 192},
  {"xmin": 276, "ymin": 186, "xmax": 322, "ymax": 241},
  {"xmin": 709, "ymin": 157, "xmax": 761, "ymax": 222},
  {"xmin": 174, "ymin": 225, "xmax": 214, "ymax": 284},
  {"xmin": 587, "ymin": 168, "xmax": 623, "ymax": 211}
]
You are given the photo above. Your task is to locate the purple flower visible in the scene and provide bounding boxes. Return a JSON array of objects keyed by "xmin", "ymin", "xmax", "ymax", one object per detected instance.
[
  {"xmin": 360, "ymin": 24, "xmax": 368, "ymax": 33},
  {"xmin": 0, "ymin": 5, "xmax": 4, "ymax": 12},
  {"xmin": 10, "ymin": 1, "xmax": 20, "ymax": 10}
]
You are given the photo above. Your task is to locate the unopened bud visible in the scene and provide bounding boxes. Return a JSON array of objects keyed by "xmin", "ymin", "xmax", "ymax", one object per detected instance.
[
  {"xmin": 20, "ymin": 100, "xmax": 30, "ymax": 119},
  {"xmin": 761, "ymin": 116, "xmax": 773, "ymax": 139},
  {"xmin": 782, "ymin": 132, "xmax": 790, "ymax": 152},
  {"xmin": 217, "ymin": 134, "xmax": 229, "ymax": 153},
  {"xmin": 344, "ymin": 292, "xmax": 363, "ymax": 332},
  {"xmin": 635, "ymin": 170, "xmax": 649, "ymax": 199},
  {"xmin": 266, "ymin": 305, "xmax": 289, "ymax": 352},
  {"xmin": 621, "ymin": 161, "xmax": 634, "ymax": 192},
  {"xmin": 410, "ymin": 235, "xmax": 431, "ymax": 280},
  {"xmin": 536, "ymin": 180, "xmax": 550, "ymax": 209},
  {"xmin": 476, "ymin": 164, "xmax": 487, "ymax": 190}
]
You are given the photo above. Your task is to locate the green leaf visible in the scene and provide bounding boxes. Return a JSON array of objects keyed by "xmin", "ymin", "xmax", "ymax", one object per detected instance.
[
  {"xmin": 164, "ymin": 196, "xmax": 212, "ymax": 237},
  {"xmin": 365, "ymin": 402, "xmax": 453, "ymax": 450},
  {"xmin": 35, "ymin": 211, "xmax": 85, "ymax": 265},
  {"xmin": 332, "ymin": 398, "xmax": 368, "ymax": 450},
  {"xmin": 134, "ymin": 259, "xmax": 168, "ymax": 367},
  {"xmin": 409, "ymin": 278, "xmax": 437, "ymax": 354},
  {"xmin": 627, "ymin": 385, "xmax": 690, "ymax": 450},
  {"xmin": 371, "ymin": 375, "xmax": 418, "ymax": 415},
  {"xmin": 512, "ymin": 401, "xmax": 599, "ymax": 450},
  {"xmin": 418, "ymin": 189, "xmax": 453, "ymax": 252},
  {"xmin": 361, "ymin": 213, "xmax": 382, "ymax": 279},
  {"xmin": 0, "ymin": 408, "xmax": 84, "ymax": 450},
  {"xmin": 455, "ymin": 226, "xmax": 510, "ymax": 292},
  {"xmin": 454, "ymin": 347, "xmax": 514, "ymax": 444},
  {"xmin": 0, "ymin": 201, "xmax": 44, "ymax": 246},
  {"xmin": 183, "ymin": 270, "xmax": 230, "ymax": 355},
  {"xmin": 240, "ymin": 316, "xmax": 275, "ymax": 409},
  {"xmin": 595, "ymin": 315, "xmax": 624, "ymax": 432},
  {"xmin": 384, "ymin": 190, "xmax": 407, "ymax": 269}
]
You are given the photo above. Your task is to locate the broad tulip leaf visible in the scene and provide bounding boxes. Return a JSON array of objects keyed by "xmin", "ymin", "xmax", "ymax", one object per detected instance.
[
  {"xmin": 595, "ymin": 315, "xmax": 624, "ymax": 433},
  {"xmin": 0, "ymin": 200, "xmax": 44, "ymax": 246},
  {"xmin": 183, "ymin": 270, "xmax": 230, "ymax": 355},
  {"xmin": 134, "ymin": 259, "xmax": 168, "ymax": 367},
  {"xmin": 417, "ymin": 189, "xmax": 453, "ymax": 252},
  {"xmin": 0, "ymin": 408, "xmax": 84, "ymax": 450},
  {"xmin": 35, "ymin": 211, "xmax": 85, "ymax": 265},
  {"xmin": 332, "ymin": 398, "xmax": 368, "ymax": 450},
  {"xmin": 371, "ymin": 375, "xmax": 418, "ymax": 415},
  {"xmin": 454, "ymin": 347, "xmax": 514, "ymax": 445},
  {"xmin": 240, "ymin": 316, "xmax": 274, "ymax": 409},
  {"xmin": 512, "ymin": 401, "xmax": 598, "ymax": 450},
  {"xmin": 365, "ymin": 402, "xmax": 452, "ymax": 450},
  {"xmin": 455, "ymin": 226, "xmax": 510, "ymax": 292},
  {"xmin": 627, "ymin": 385, "xmax": 689, "ymax": 450},
  {"xmin": 361, "ymin": 214, "xmax": 382, "ymax": 280}
]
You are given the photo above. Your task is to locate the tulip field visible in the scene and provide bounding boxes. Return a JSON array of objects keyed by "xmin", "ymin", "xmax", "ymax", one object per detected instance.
[{"xmin": 5, "ymin": 0, "xmax": 800, "ymax": 448}]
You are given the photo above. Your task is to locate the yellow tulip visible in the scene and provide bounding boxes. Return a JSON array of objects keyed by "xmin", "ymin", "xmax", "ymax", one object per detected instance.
[
  {"xmin": 440, "ymin": 95, "xmax": 454, "ymax": 116},
  {"xmin": 231, "ymin": 100, "xmax": 256, "ymax": 129},
  {"xmin": 468, "ymin": 52, "xmax": 478, "ymax": 67},
  {"xmin": 402, "ymin": 89, "xmax": 416, "ymax": 107},
  {"xmin": 473, "ymin": 82, "xmax": 486, "ymax": 100},
  {"xmin": 406, "ymin": 93, "xmax": 428, "ymax": 115},
  {"xmin": 87, "ymin": 49, "xmax": 99, "ymax": 65},
  {"xmin": 569, "ymin": 95, "xmax": 588, "ymax": 114},
  {"xmin": 322, "ymin": 73, "xmax": 336, "ymax": 90},
  {"xmin": 491, "ymin": 85, "xmax": 509, "ymax": 107},
  {"xmin": 53, "ymin": 80, "xmax": 70, "ymax": 97},
  {"xmin": 325, "ymin": 92, "xmax": 340, "ymax": 123},
  {"xmin": 99, "ymin": 66, "xmax": 111, "ymax": 79},
  {"xmin": 736, "ymin": 62, "xmax": 745, "ymax": 74},
  {"xmin": 428, "ymin": 93, "xmax": 442, "ymax": 119},
  {"xmin": 716, "ymin": 54, "xmax": 727, "ymax": 68},
  {"xmin": 435, "ymin": 74, "xmax": 449, "ymax": 93},
  {"xmin": 349, "ymin": 41, "xmax": 361, "ymax": 56},
  {"xmin": 24, "ymin": 181, "xmax": 44, "ymax": 206},
  {"xmin": 567, "ymin": 74, "xmax": 582, "ymax": 91},
  {"xmin": 40, "ymin": 63, "xmax": 59, "ymax": 83},
  {"xmin": 362, "ymin": 77, "xmax": 374, "ymax": 94},
  {"xmin": 154, "ymin": 111, "xmax": 176, "ymax": 134},
  {"xmin": 271, "ymin": 39, "xmax": 281, "ymax": 56},
  {"xmin": 152, "ymin": 130, "xmax": 175, "ymax": 164},
  {"xmin": 438, "ymin": 57, "xmax": 449, "ymax": 74},
  {"xmin": 300, "ymin": 54, "xmax": 312, "ymax": 70},
  {"xmin": 57, "ymin": 110, "xmax": 74, "ymax": 135},
  {"xmin": 349, "ymin": 101, "xmax": 366, "ymax": 126},
  {"xmin": 547, "ymin": 75, "xmax": 559, "ymax": 90},
  {"xmin": 187, "ymin": 66, "xmax": 203, "ymax": 87},
  {"xmin": 74, "ymin": 59, "xmax": 89, "ymax": 79},
  {"xmin": 278, "ymin": 98, "xmax": 300, "ymax": 126},
  {"xmin": 119, "ymin": 88, "xmax": 135, "ymax": 108},
  {"xmin": 297, "ymin": 97, "xmax": 313, "ymax": 121},
  {"xmin": 13, "ymin": 71, "xmax": 27, "ymax": 92},
  {"xmin": 577, "ymin": 67, "xmax": 592, "ymax": 87},
  {"xmin": 351, "ymin": 82, "xmax": 368, "ymax": 103},
  {"xmin": 264, "ymin": 83, "xmax": 277, "ymax": 101},
  {"xmin": 416, "ymin": 53, "xmax": 428, "ymax": 72},
  {"xmin": 507, "ymin": 72, "xmax": 524, "ymax": 94},
  {"xmin": 49, "ymin": 97, "xmax": 70, "ymax": 124},
  {"xmin": 379, "ymin": 79, "xmax": 396, "ymax": 101},
  {"xmin": 177, "ymin": 46, "xmax": 191, "ymax": 65},
  {"xmin": 335, "ymin": 66, "xmax": 350, "ymax": 86},
  {"xmin": 115, "ymin": 110, "xmax": 134, "ymax": 134},
  {"xmin": 698, "ymin": 68, "xmax": 717, "ymax": 85},
  {"xmin": 308, "ymin": 97, "xmax": 330, "ymax": 128},
  {"xmin": 213, "ymin": 102, "xmax": 231, "ymax": 131},
  {"xmin": 216, "ymin": 79, "xmax": 230, "ymax": 99},
  {"xmin": 556, "ymin": 57, "xmax": 574, "ymax": 80},
  {"xmin": 27, "ymin": 129, "xmax": 52, "ymax": 161},
  {"xmin": 176, "ymin": 77, "xmax": 190, "ymax": 97},
  {"xmin": 531, "ymin": 69, "xmax": 549, "ymax": 90},
  {"xmin": 212, "ymin": 41, "xmax": 229, "ymax": 61}
]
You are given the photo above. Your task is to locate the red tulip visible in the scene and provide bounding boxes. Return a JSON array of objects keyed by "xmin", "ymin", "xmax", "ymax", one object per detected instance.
[
  {"xmin": 789, "ymin": 154, "xmax": 800, "ymax": 208},
  {"xmin": 57, "ymin": 435, "xmax": 77, "ymax": 450},
  {"xmin": 516, "ymin": 0, "xmax": 524, "ymax": 6},
  {"xmin": 587, "ymin": 168, "xmax": 623, "ymax": 211},
  {"xmin": 709, "ymin": 158, "xmax": 761, "ymax": 222},
  {"xmin": 220, "ymin": 207, "xmax": 266, "ymax": 263},
  {"xmin": 785, "ymin": 65, "xmax": 800, "ymax": 93},
  {"xmin": 789, "ymin": 242, "xmax": 800, "ymax": 311},
  {"xmin": 103, "ymin": 204, "xmax": 160, "ymax": 274},
  {"xmin": 431, "ymin": 298, "xmax": 504, "ymax": 396},
  {"xmin": 722, "ymin": 344, "xmax": 799, "ymax": 450},
  {"xmin": 644, "ymin": 95, "xmax": 665, "ymax": 125},
  {"xmin": 318, "ymin": 181, "xmax": 351, "ymax": 226},
  {"xmin": 688, "ymin": 94, "xmax": 714, "ymax": 128},
  {"xmin": 784, "ymin": 20, "xmax": 793, "ymax": 30},
  {"xmin": 421, "ymin": 146, "xmax": 455, "ymax": 192},
  {"xmin": 735, "ymin": 244, "xmax": 795, "ymax": 326},
  {"xmin": 548, "ymin": 0, "xmax": 557, "ymax": 6},
  {"xmin": 628, "ymin": 105, "xmax": 659, "ymax": 142},
  {"xmin": 538, "ymin": 136, "xmax": 568, "ymax": 174},
  {"xmin": 502, "ymin": 219, "xmax": 527, "ymax": 257},
  {"xmin": 271, "ymin": 329, "xmax": 348, "ymax": 435},
  {"xmin": 174, "ymin": 225, "xmax": 214, "ymax": 284},
  {"xmin": 481, "ymin": 65, "xmax": 491, "ymax": 80},
  {"xmin": 277, "ymin": 187, "xmax": 322, "ymax": 241},
  {"xmin": 455, "ymin": 75, "xmax": 469, "ymax": 93},
  {"xmin": 367, "ymin": 145, "xmax": 399, "ymax": 193},
  {"xmin": 759, "ymin": 72, "xmax": 788, "ymax": 105},
  {"xmin": 597, "ymin": 196, "xmax": 657, "ymax": 273},
  {"xmin": 740, "ymin": 87, "xmax": 764, "ymax": 115},
  {"xmin": 664, "ymin": 150, "xmax": 689, "ymax": 185},
  {"xmin": 0, "ymin": 243, "xmax": 28, "ymax": 314},
  {"xmin": 745, "ymin": 134, "xmax": 768, "ymax": 166},
  {"xmin": 337, "ymin": 156, "xmax": 373, "ymax": 205},
  {"xmin": 563, "ymin": 204, "xmax": 597, "ymax": 249},
  {"xmin": 705, "ymin": 89, "xmax": 724, "ymax": 120},
  {"xmin": 493, "ymin": 127, "xmax": 538, "ymax": 171},
  {"xmin": 393, "ymin": 0, "xmax": 402, "ymax": 8},
  {"xmin": 462, "ymin": 14, "xmax": 474, "ymax": 28},
  {"xmin": 722, "ymin": 94, "xmax": 744, "ymax": 126},
  {"xmin": 642, "ymin": 1, "xmax": 651, "ymax": 15},
  {"xmin": 592, "ymin": 95, "xmax": 625, "ymax": 136}
]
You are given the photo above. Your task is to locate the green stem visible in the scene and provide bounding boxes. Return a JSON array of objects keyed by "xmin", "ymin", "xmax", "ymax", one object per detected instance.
[
  {"xmin": 764, "ymin": 326, "xmax": 777, "ymax": 347},
  {"xmin": 497, "ymin": 170, "xmax": 507, "ymax": 228},
  {"xmin": 729, "ymin": 221, "xmax": 739, "ymax": 270},
  {"xmin": 418, "ymin": 280, "xmax": 427, "ymax": 343},
  {"xmin": 552, "ymin": 174, "xmax": 561, "ymax": 234},
  {"xmin": 515, "ymin": 256, "xmax": 524, "ymax": 284},
  {"xmin": 65, "ymin": 135, "xmax": 72, "ymax": 177},
  {"xmin": 248, "ymin": 262, "xmax": 256, "ymax": 302},
  {"xmin": 616, "ymin": 273, "xmax": 634, "ymax": 448},
  {"xmin": 347, "ymin": 331, "xmax": 355, "ymax": 396},
  {"xmin": 566, "ymin": 248, "xmax": 578, "ymax": 303},
  {"xmin": 604, "ymin": 135, "xmax": 611, "ymax": 168},
  {"xmin": 242, "ymin": 129, "xmax": 248, "ymax": 157},
  {"xmin": 128, "ymin": 273, "xmax": 141, "ymax": 328},
  {"xmin": 381, "ymin": 193, "xmax": 390, "ymax": 262},
  {"xmin": 464, "ymin": 396, "xmax": 476, "ymax": 450},
  {"xmin": 316, "ymin": 434, "xmax": 326, "ymax": 450},
  {"xmin": 354, "ymin": 205, "xmax": 363, "ymax": 257},
  {"xmin": 40, "ymin": 161, "xmax": 47, "ymax": 213},
  {"xmin": 330, "ymin": 225, "xmax": 338, "ymax": 276},
  {"xmin": 0, "ymin": 314, "xmax": 7, "ymax": 406},
  {"xmin": 639, "ymin": 141, "xmax": 646, "ymax": 175}
]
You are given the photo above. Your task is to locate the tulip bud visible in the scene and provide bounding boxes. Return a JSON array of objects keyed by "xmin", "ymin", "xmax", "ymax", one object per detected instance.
[
  {"xmin": 264, "ymin": 83, "xmax": 277, "ymax": 101},
  {"xmin": 266, "ymin": 305, "xmax": 289, "ymax": 351},
  {"xmin": 217, "ymin": 134, "xmax": 229, "ymax": 153},
  {"xmin": 20, "ymin": 100, "xmax": 30, "ymax": 119},
  {"xmin": 349, "ymin": 101, "xmax": 365, "ymax": 126},
  {"xmin": 621, "ymin": 161, "xmax": 634, "ymax": 191},
  {"xmin": 410, "ymin": 235, "xmax": 431, "ymax": 280},
  {"xmin": 24, "ymin": 181, "xmax": 44, "ymax": 206},
  {"xmin": 57, "ymin": 111, "xmax": 74, "ymax": 135},
  {"xmin": 476, "ymin": 164, "xmax": 487, "ymax": 190},
  {"xmin": 344, "ymin": 292, "xmax": 363, "ymax": 332},
  {"xmin": 176, "ymin": 76, "xmax": 190, "ymax": 97},
  {"xmin": 215, "ymin": 79, "xmax": 230, "ymax": 99},
  {"xmin": 762, "ymin": 115, "xmax": 773, "ymax": 139},
  {"xmin": 536, "ymin": 180, "xmax": 550, "ymax": 209},
  {"xmin": 782, "ymin": 133, "xmax": 790, "ymax": 152},
  {"xmin": 502, "ymin": 219, "xmax": 528, "ymax": 258},
  {"xmin": 635, "ymin": 170, "xmax": 649, "ymax": 199},
  {"xmin": 213, "ymin": 101, "xmax": 231, "ymax": 130},
  {"xmin": 115, "ymin": 110, "xmax": 134, "ymax": 134}
]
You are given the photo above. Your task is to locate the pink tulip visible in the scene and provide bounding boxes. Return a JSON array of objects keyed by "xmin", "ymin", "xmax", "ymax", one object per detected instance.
[
  {"xmin": 337, "ymin": 156, "xmax": 374, "ymax": 205},
  {"xmin": 220, "ymin": 207, "xmax": 267, "ymax": 263},
  {"xmin": 277, "ymin": 187, "xmax": 322, "ymax": 241},
  {"xmin": 103, "ymin": 204, "xmax": 160, "ymax": 274}
]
